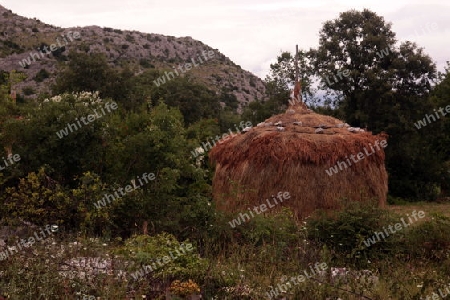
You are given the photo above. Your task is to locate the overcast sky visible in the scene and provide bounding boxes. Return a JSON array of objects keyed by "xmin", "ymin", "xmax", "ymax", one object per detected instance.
[{"xmin": 2, "ymin": 0, "xmax": 449, "ymax": 79}]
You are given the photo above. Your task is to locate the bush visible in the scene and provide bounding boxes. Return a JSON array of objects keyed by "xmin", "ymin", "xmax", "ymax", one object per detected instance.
[
  {"xmin": 22, "ymin": 86, "xmax": 35, "ymax": 95},
  {"xmin": 2, "ymin": 168, "xmax": 73, "ymax": 227},
  {"xmin": 306, "ymin": 201, "xmax": 401, "ymax": 266},
  {"xmin": 115, "ymin": 233, "xmax": 208, "ymax": 282},
  {"xmin": 405, "ymin": 214, "xmax": 450, "ymax": 260},
  {"xmin": 139, "ymin": 58, "xmax": 153, "ymax": 68},
  {"xmin": 34, "ymin": 68, "xmax": 50, "ymax": 82},
  {"xmin": 204, "ymin": 207, "xmax": 300, "ymax": 260}
]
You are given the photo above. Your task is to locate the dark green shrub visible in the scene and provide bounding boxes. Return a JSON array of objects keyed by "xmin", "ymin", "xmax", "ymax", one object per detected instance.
[
  {"xmin": 405, "ymin": 214, "xmax": 450, "ymax": 260},
  {"xmin": 2, "ymin": 168, "xmax": 72, "ymax": 227},
  {"xmin": 34, "ymin": 68, "xmax": 50, "ymax": 82},
  {"xmin": 306, "ymin": 201, "xmax": 401, "ymax": 266},
  {"xmin": 204, "ymin": 207, "xmax": 300, "ymax": 260},
  {"xmin": 115, "ymin": 233, "xmax": 208, "ymax": 282},
  {"xmin": 125, "ymin": 34, "xmax": 135, "ymax": 43},
  {"xmin": 139, "ymin": 58, "xmax": 153, "ymax": 68},
  {"xmin": 22, "ymin": 86, "xmax": 34, "ymax": 95},
  {"xmin": 52, "ymin": 46, "xmax": 66, "ymax": 58}
]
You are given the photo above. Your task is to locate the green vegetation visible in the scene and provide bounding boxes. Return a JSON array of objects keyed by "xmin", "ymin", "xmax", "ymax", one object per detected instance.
[
  {"xmin": 0, "ymin": 202, "xmax": 449, "ymax": 299},
  {"xmin": 0, "ymin": 7, "xmax": 448, "ymax": 299}
]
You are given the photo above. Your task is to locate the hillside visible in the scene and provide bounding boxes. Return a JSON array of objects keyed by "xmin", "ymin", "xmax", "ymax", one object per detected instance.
[{"xmin": 0, "ymin": 5, "xmax": 266, "ymax": 110}]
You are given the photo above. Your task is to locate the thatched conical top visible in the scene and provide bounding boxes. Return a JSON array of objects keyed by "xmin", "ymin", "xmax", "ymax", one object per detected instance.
[
  {"xmin": 209, "ymin": 102, "xmax": 388, "ymax": 218},
  {"xmin": 210, "ymin": 103, "xmax": 387, "ymax": 171}
]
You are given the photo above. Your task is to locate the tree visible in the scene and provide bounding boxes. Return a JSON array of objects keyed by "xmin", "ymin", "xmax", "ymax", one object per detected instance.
[
  {"xmin": 242, "ymin": 49, "xmax": 317, "ymax": 124},
  {"xmin": 10, "ymin": 92, "xmax": 111, "ymax": 186},
  {"xmin": 265, "ymin": 50, "xmax": 315, "ymax": 106},
  {"xmin": 53, "ymin": 52, "xmax": 145, "ymax": 112},
  {"xmin": 426, "ymin": 63, "xmax": 450, "ymax": 196},
  {"xmin": 103, "ymin": 103, "xmax": 212, "ymax": 237},
  {"xmin": 0, "ymin": 71, "xmax": 27, "ymax": 186},
  {"xmin": 311, "ymin": 9, "xmax": 440, "ymax": 200},
  {"xmin": 53, "ymin": 52, "xmax": 113, "ymax": 95},
  {"xmin": 150, "ymin": 76, "xmax": 220, "ymax": 126},
  {"xmin": 312, "ymin": 9, "xmax": 435, "ymax": 130}
]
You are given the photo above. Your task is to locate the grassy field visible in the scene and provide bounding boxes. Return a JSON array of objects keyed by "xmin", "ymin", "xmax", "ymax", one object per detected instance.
[
  {"xmin": 387, "ymin": 201, "xmax": 450, "ymax": 223},
  {"xmin": 0, "ymin": 201, "xmax": 449, "ymax": 299}
]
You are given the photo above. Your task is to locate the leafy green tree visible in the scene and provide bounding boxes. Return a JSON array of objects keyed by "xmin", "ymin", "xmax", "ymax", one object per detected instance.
[
  {"xmin": 312, "ymin": 9, "xmax": 435, "ymax": 129},
  {"xmin": 52, "ymin": 52, "xmax": 137, "ymax": 109},
  {"xmin": 0, "ymin": 71, "xmax": 28, "ymax": 187},
  {"xmin": 240, "ymin": 99, "xmax": 278, "ymax": 125},
  {"xmin": 265, "ymin": 50, "xmax": 315, "ymax": 106},
  {"xmin": 426, "ymin": 63, "xmax": 450, "ymax": 196},
  {"xmin": 311, "ymin": 9, "xmax": 440, "ymax": 200},
  {"xmin": 2, "ymin": 168, "xmax": 72, "ymax": 227},
  {"xmin": 242, "ymin": 50, "xmax": 316, "ymax": 124},
  {"xmin": 103, "ymin": 103, "xmax": 212, "ymax": 237},
  {"xmin": 150, "ymin": 76, "xmax": 220, "ymax": 125},
  {"xmin": 53, "ymin": 52, "xmax": 113, "ymax": 95},
  {"xmin": 10, "ymin": 92, "xmax": 112, "ymax": 186},
  {"xmin": 186, "ymin": 119, "xmax": 220, "ymax": 145}
]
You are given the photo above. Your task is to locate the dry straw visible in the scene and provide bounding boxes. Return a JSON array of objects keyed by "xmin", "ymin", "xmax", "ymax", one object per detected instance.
[{"xmin": 209, "ymin": 103, "xmax": 388, "ymax": 220}]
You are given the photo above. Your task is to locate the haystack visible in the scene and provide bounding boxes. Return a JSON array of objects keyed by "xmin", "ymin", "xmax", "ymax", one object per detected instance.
[{"xmin": 209, "ymin": 103, "xmax": 388, "ymax": 220}]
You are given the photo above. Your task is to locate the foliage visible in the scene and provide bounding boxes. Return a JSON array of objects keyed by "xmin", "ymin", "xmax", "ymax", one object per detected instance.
[
  {"xmin": 204, "ymin": 207, "xmax": 301, "ymax": 262},
  {"xmin": 150, "ymin": 76, "xmax": 220, "ymax": 125},
  {"xmin": 405, "ymin": 213, "xmax": 450, "ymax": 261},
  {"xmin": 101, "ymin": 103, "xmax": 212, "ymax": 237},
  {"xmin": 2, "ymin": 168, "xmax": 72, "ymax": 227},
  {"xmin": 34, "ymin": 68, "xmax": 50, "ymax": 82},
  {"xmin": 52, "ymin": 52, "xmax": 136, "ymax": 110},
  {"xmin": 306, "ymin": 201, "xmax": 402, "ymax": 266},
  {"xmin": 70, "ymin": 171, "xmax": 116, "ymax": 236},
  {"xmin": 426, "ymin": 63, "xmax": 450, "ymax": 195},
  {"xmin": 265, "ymin": 50, "xmax": 316, "ymax": 106},
  {"xmin": 1, "ymin": 93, "xmax": 212, "ymax": 237},
  {"xmin": 116, "ymin": 233, "xmax": 208, "ymax": 281},
  {"xmin": 0, "ymin": 8, "xmax": 448, "ymax": 300},
  {"xmin": 9, "ymin": 91, "xmax": 110, "ymax": 186}
]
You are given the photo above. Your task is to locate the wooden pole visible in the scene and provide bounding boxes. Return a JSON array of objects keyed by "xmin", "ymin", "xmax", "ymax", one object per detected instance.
[{"xmin": 295, "ymin": 44, "xmax": 299, "ymax": 83}]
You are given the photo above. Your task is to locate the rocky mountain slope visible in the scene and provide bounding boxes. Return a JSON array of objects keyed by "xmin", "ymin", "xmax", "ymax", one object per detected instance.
[{"xmin": 0, "ymin": 5, "xmax": 266, "ymax": 110}]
